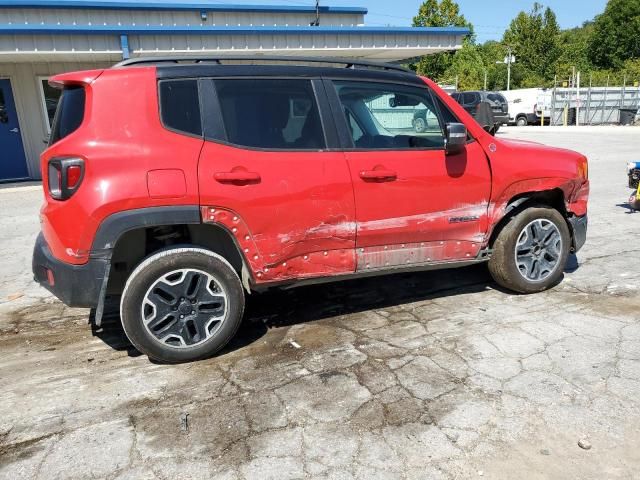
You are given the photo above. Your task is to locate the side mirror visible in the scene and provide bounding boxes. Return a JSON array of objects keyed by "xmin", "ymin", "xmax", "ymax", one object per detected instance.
[{"xmin": 445, "ymin": 123, "xmax": 467, "ymax": 155}]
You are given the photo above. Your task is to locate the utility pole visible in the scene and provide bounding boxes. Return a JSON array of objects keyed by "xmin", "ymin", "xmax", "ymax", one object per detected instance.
[
  {"xmin": 497, "ymin": 47, "xmax": 515, "ymax": 91},
  {"xmin": 507, "ymin": 47, "xmax": 512, "ymax": 91},
  {"xmin": 484, "ymin": 69, "xmax": 487, "ymax": 91}
]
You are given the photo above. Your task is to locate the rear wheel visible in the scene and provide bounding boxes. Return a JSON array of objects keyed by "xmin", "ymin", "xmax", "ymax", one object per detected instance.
[
  {"xmin": 120, "ymin": 247, "xmax": 244, "ymax": 363},
  {"xmin": 488, "ymin": 206, "xmax": 570, "ymax": 293},
  {"xmin": 516, "ymin": 116, "xmax": 528, "ymax": 127}
]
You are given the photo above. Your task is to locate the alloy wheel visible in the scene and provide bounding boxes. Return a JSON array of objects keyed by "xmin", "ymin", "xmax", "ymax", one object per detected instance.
[
  {"xmin": 514, "ymin": 219, "xmax": 562, "ymax": 282},
  {"xmin": 141, "ymin": 268, "xmax": 228, "ymax": 348}
]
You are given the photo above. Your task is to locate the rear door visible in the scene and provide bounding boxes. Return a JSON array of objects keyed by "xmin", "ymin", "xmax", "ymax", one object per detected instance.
[
  {"xmin": 197, "ymin": 77, "xmax": 356, "ymax": 282},
  {"xmin": 0, "ymin": 79, "xmax": 29, "ymax": 181},
  {"xmin": 326, "ymin": 79, "xmax": 491, "ymax": 271}
]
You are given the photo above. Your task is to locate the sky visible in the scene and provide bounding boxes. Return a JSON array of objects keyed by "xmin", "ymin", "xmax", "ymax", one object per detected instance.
[{"xmin": 213, "ymin": 0, "xmax": 609, "ymax": 43}]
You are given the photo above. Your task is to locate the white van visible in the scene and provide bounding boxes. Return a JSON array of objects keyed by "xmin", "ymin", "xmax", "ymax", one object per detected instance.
[
  {"xmin": 501, "ymin": 88, "xmax": 551, "ymax": 126},
  {"xmin": 501, "ymin": 88, "xmax": 539, "ymax": 126}
]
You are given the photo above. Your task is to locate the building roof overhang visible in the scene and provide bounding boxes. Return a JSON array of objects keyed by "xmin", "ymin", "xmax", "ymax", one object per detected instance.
[{"xmin": 0, "ymin": 24, "xmax": 471, "ymax": 63}]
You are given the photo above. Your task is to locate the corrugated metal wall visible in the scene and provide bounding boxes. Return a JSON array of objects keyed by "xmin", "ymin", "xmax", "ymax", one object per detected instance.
[
  {"xmin": 0, "ymin": 61, "xmax": 110, "ymax": 178},
  {"xmin": 0, "ymin": 8, "xmax": 364, "ymax": 28}
]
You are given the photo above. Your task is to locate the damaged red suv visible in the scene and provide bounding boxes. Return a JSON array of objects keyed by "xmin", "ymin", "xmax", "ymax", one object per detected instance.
[{"xmin": 33, "ymin": 57, "xmax": 589, "ymax": 362}]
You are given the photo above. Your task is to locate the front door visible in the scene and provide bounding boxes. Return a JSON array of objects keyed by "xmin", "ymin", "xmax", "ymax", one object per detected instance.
[
  {"xmin": 0, "ymin": 79, "xmax": 29, "ymax": 181},
  {"xmin": 327, "ymin": 79, "xmax": 492, "ymax": 270},
  {"xmin": 198, "ymin": 77, "xmax": 356, "ymax": 283}
]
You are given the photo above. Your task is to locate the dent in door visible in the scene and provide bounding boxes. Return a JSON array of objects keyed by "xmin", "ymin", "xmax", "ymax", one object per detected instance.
[{"xmin": 202, "ymin": 206, "xmax": 355, "ymax": 283}]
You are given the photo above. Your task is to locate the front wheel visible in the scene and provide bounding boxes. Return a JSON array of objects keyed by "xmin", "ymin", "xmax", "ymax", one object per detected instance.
[
  {"xmin": 120, "ymin": 247, "xmax": 245, "ymax": 363},
  {"xmin": 488, "ymin": 206, "xmax": 570, "ymax": 293},
  {"xmin": 516, "ymin": 117, "xmax": 528, "ymax": 127}
]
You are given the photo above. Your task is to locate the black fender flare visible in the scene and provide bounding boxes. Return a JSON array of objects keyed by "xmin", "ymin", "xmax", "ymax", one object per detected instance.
[{"xmin": 91, "ymin": 206, "xmax": 201, "ymax": 325}]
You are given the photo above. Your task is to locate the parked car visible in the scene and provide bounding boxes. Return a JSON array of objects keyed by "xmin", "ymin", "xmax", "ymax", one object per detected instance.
[
  {"xmin": 451, "ymin": 91, "xmax": 509, "ymax": 131},
  {"xmin": 33, "ymin": 56, "xmax": 589, "ymax": 363},
  {"xmin": 501, "ymin": 88, "xmax": 544, "ymax": 126},
  {"xmin": 411, "ymin": 108, "xmax": 439, "ymax": 133}
]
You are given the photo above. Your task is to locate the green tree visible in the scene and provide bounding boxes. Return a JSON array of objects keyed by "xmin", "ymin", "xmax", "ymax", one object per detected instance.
[
  {"xmin": 412, "ymin": 0, "xmax": 474, "ymax": 81},
  {"xmin": 502, "ymin": 3, "xmax": 561, "ymax": 85},
  {"xmin": 589, "ymin": 0, "xmax": 640, "ymax": 69}
]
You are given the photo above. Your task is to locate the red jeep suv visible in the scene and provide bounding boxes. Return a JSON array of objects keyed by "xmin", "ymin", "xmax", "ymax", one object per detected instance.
[{"xmin": 33, "ymin": 57, "xmax": 589, "ymax": 363}]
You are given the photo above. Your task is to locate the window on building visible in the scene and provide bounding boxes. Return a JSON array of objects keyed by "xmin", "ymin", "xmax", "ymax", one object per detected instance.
[
  {"xmin": 159, "ymin": 80, "xmax": 202, "ymax": 137},
  {"xmin": 0, "ymin": 87, "xmax": 7, "ymax": 124},
  {"xmin": 39, "ymin": 77, "xmax": 62, "ymax": 132},
  {"xmin": 213, "ymin": 79, "xmax": 326, "ymax": 150},
  {"xmin": 332, "ymin": 81, "xmax": 445, "ymax": 150}
]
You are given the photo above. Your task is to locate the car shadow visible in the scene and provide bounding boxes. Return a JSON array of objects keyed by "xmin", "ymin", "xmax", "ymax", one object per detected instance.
[
  {"xmin": 90, "ymin": 264, "xmax": 495, "ymax": 359},
  {"xmin": 89, "ymin": 260, "xmax": 575, "ymax": 361}
]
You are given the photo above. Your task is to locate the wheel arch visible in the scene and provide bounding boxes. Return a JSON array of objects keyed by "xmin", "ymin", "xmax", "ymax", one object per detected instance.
[
  {"xmin": 91, "ymin": 206, "xmax": 250, "ymax": 326},
  {"xmin": 488, "ymin": 188, "xmax": 568, "ymax": 248}
]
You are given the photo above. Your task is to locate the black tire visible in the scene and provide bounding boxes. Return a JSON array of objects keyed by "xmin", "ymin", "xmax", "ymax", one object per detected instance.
[
  {"xmin": 488, "ymin": 206, "xmax": 570, "ymax": 294},
  {"xmin": 120, "ymin": 247, "xmax": 245, "ymax": 363},
  {"xmin": 413, "ymin": 117, "xmax": 427, "ymax": 133},
  {"xmin": 516, "ymin": 116, "xmax": 528, "ymax": 127},
  {"xmin": 493, "ymin": 123, "xmax": 501, "ymax": 133}
]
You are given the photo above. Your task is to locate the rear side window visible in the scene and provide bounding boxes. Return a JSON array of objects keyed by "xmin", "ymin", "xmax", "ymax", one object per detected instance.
[
  {"xmin": 49, "ymin": 86, "xmax": 85, "ymax": 145},
  {"xmin": 159, "ymin": 80, "xmax": 202, "ymax": 137},
  {"xmin": 213, "ymin": 79, "xmax": 325, "ymax": 150},
  {"xmin": 463, "ymin": 92, "xmax": 478, "ymax": 105}
]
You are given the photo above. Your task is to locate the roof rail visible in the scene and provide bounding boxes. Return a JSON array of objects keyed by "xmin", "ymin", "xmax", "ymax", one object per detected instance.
[{"xmin": 113, "ymin": 55, "xmax": 414, "ymax": 74}]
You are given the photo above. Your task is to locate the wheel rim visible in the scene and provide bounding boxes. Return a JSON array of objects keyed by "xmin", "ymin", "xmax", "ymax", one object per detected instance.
[
  {"xmin": 414, "ymin": 118, "xmax": 426, "ymax": 132},
  {"xmin": 141, "ymin": 268, "xmax": 228, "ymax": 348},
  {"xmin": 514, "ymin": 219, "xmax": 563, "ymax": 282}
]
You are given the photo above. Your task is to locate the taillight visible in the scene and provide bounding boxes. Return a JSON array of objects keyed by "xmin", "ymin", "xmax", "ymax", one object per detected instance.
[{"xmin": 48, "ymin": 157, "xmax": 84, "ymax": 200}]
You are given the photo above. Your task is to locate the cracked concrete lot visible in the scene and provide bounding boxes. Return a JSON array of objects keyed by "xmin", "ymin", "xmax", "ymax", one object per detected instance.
[{"xmin": 1, "ymin": 126, "xmax": 639, "ymax": 479}]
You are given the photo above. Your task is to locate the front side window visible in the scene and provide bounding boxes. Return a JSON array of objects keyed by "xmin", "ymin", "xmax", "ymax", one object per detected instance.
[
  {"xmin": 333, "ymin": 81, "xmax": 445, "ymax": 150},
  {"xmin": 214, "ymin": 79, "xmax": 325, "ymax": 150}
]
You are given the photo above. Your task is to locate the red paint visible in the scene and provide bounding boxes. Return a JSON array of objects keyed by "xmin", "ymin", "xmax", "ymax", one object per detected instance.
[
  {"xmin": 39, "ymin": 66, "xmax": 589, "ymax": 286},
  {"xmin": 198, "ymin": 143, "xmax": 356, "ymax": 277},
  {"xmin": 147, "ymin": 169, "xmax": 187, "ymax": 199}
]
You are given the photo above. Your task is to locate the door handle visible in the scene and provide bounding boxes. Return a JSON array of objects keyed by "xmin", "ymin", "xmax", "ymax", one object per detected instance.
[
  {"xmin": 359, "ymin": 169, "xmax": 397, "ymax": 181},
  {"xmin": 9, "ymin": 128, "xmax": 18, "ymax": 133},
  {"xmin": 214, "ymin": 171, "xmax": 261, "ymax": 184}
]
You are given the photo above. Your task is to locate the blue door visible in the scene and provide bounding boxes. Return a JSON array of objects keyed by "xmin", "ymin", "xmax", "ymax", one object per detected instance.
[{"xmin": 0, "ymin": 79, "xmax": 29, "ymax": 181}]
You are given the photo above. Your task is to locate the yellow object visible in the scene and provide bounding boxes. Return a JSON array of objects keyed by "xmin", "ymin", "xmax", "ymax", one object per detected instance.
[{"xmin": 636, "ymin": 182, "xmax": 640, "ymax": 201}]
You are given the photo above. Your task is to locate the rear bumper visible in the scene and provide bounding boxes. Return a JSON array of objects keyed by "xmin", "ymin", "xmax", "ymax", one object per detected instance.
[
  {"xmin": 568, "ymin": 214, "xmax": 587, "ymax": 253},
  {"xmin": 32, "ymin": 232, "xmax": 107, "ymax": 308},
  {"xmin": 494, "ymin": 113, "xmax": 510, "ymax": 125}
]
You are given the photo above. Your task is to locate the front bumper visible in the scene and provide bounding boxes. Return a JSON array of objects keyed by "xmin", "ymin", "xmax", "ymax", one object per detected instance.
[
  {"xmin": 568, "ymin": 214, "xmax": 588, "ymax": 253},
  {"xmin": 32, "ymin": 233, "xmax": 108, "ymax": 308}
]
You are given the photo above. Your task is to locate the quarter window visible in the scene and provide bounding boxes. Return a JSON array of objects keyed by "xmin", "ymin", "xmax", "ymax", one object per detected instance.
[
  {"xmin": 159, "ymin": 80, "xmax": 202, "ymax": 137},
  {"xmin": 214, "ymin": 79, "xmax": 325, "ymax": 150},
  {"xmin": 49, "ymin": 86, "xmax": 85, "ymax": 146},
  {"xmin": 333, "ymin": 81, "xmax": 445, "ymax": 150},
  {"xmin": 38, "ymin": 77, "xmax": 62, "ymax": 133}
]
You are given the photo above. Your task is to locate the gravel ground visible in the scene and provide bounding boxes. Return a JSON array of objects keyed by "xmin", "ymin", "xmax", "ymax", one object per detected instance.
[{"xmin": 0, "ymin": 126, "xmax": 639, "ymax": 479}]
